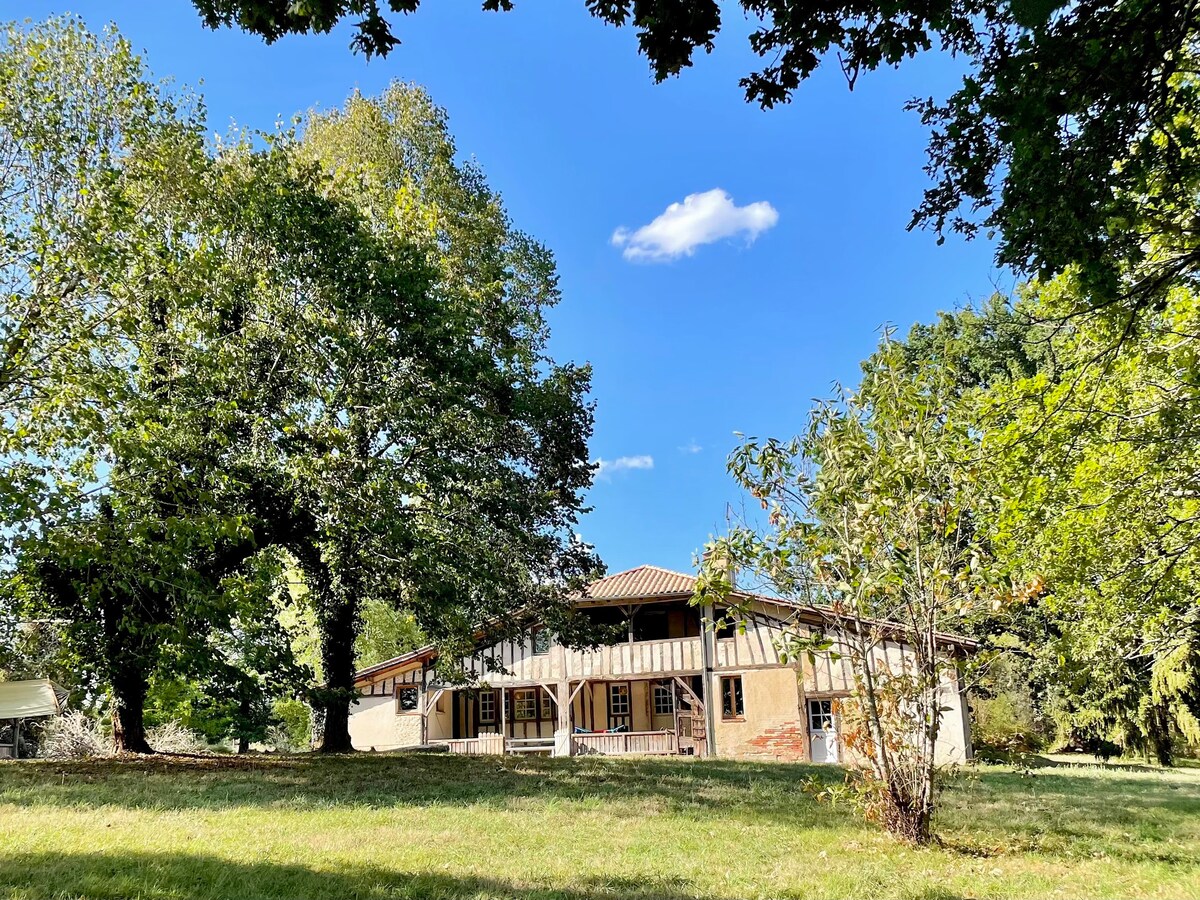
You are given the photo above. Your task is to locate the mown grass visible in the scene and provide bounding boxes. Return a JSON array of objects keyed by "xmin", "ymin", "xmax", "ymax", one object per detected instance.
[{"xmin": 1, "ymin": 752, "xmax": 1197, "ymax": 899}]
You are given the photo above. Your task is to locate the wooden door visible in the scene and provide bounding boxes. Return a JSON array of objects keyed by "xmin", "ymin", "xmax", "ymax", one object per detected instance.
[
  {"xmin": 690, "ymin": 702, "xmax": 707, "ymax": 757},
  {"xmin": 807, "ymin": 699, "xmax": 839, "ymax": 763},
  {"xmin": 607, "ymin": 682, "xmax": 632, "ymax": 730}
]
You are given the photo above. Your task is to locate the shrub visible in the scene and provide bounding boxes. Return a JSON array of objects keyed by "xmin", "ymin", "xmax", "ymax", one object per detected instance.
[
  {"xmin": 272, "ymin": 698, "xmax": 311, "ymax": 751},
  {"xmin": 145, "ymin": 720, "xmax": 208, "ymax": 754},
  {"xmin": 40, "ymin": 711, "xmax": 112, "ymax": 759},
  {"xmin": 973, "ymin": 693, "xmax": 1044, "ymax": 753}
]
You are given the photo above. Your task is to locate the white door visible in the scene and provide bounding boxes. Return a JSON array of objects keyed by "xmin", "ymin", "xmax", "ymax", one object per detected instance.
[{"xmin": 807, "ymin": 699, "xmax": 839, "ymax": 763}]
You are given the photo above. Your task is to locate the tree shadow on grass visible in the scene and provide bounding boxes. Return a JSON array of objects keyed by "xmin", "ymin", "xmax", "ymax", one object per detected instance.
[
  {"xmin": 0, "ymin": 851, "xmax": 976, "ymax": 900},
  {"xmin": 0, "ymin": 753, "xmax": 845, "ymax": 828},
  {"xmin": 0, "ymin": 851, "xmax": 710, "ymax": 900},
  {"xmin": 4, "ymin": 754, "xmax": 1199, "ymax": 869}
]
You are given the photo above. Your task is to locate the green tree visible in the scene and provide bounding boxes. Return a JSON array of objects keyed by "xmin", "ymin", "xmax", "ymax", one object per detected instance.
[
  {"xmin": 267, "ymin": 84, "xmax": 600, "ymax": 752},
  {"xmin": 4, "ymin": 20, "xmax": 600, "ymax": 756},
  {"xmin": 356, "ymin": 599, "xmax": 424, "ymax": 669},
  {"xmin": 1, "ymin": 18, "xmax": 379, "ymax": 752},
  {"xmin": 161, "ymin": 549, "xmax": 311, "ymax": 753},
  {"xmin": 700, "ymin": 337, "xmax": 1010, "ymax": 844},
  {"xmin": 0, "ymin": 18, "xmax": 195, "ymax": 537},
  {"xmin": 983, "ymin": 276, "xmax": 1200, "ymax": 763}
]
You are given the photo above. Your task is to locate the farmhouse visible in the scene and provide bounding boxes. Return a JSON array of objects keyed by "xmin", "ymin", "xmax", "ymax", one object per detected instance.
[{"xmin": 349, "ymin": 565, "xmax": 976, "ymax": 761}]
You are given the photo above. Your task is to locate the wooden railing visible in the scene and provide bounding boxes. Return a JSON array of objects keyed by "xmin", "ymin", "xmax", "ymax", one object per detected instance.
[
  {"xmin": 445, "ymin": 730, "xmax": 678, "ymax": 757},
  {"xmin": 445, "ymin": 734, "xmax": 506, "ymax": 756},
  {"xmin": 571, "ymin": 730, "xmax": 677, "ymax": 756},
  {"xmin": 563, "ymin": 637, "xmax": 703, "ymax": 679},
  {"xmin": 506, "ymin": 737, "xmax": 555, "ymax": 754}
]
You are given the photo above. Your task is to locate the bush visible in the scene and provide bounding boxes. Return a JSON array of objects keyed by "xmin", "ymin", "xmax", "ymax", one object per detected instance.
[
  {"xmin": 271, "ymin": 698, "xmax": 311, "ymax": 751},
  {"xmin": 973, "ymin": 693, "xmax": 1044, "ymax": 753},
  {"xmin": 145, "ymin": 720, "xmax": 208, "ymax": 754},
  {"xmin": 40, "ymin": 711, "xmax": 111, "ymax": 759}
]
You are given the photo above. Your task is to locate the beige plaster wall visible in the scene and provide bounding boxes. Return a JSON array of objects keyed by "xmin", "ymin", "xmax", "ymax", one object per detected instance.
[
  {"xmin": 711, "ymin": 667, "xmax": 805, "ymax": 760},
  {"xmin": 348, "ymin": 694, "xmax": 423, "ymax": 751}
]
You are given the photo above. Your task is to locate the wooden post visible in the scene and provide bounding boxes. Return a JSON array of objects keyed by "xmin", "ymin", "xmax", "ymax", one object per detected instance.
[
  {"xmin": 499, "ymin": 687, "xmax": 508, "ymax": 751},
  {"xmin": 700, "ymin": 602, "xmax": 717, "ymax": 758},
  {"xmin": 559, "ymin": 681, "xmax": 572, "ymax": 731},
  {"xmin": 556, "ymin": 680, "xmax": 572, "ymax": 757}
]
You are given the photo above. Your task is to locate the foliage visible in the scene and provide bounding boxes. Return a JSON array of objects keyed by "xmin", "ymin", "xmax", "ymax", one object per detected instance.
[
  {"xmin": 277, "ymin": 83, "xmax": 601, "ymax": 751},
  {"xmin": 981, "ymin": 277, "xmax": 1200, "ymax": 764},
  {"xmin": 270, "ymin": 698, "xmax": 312, "ymax": 751},
  {"xmin": 188, "ymin": 1, "xmax": 1200, "ymax": 318},
  {"xmin": 356, "ymin": 599, "xmax": 424, "ymax": 669},
  {"xmin": 973, "ymin": 690, "xmax": 1044, "ymax": 753},
  {"xmin": 1, "ymin": 17, "xmax": 356, "ymax": 752},
  {"xmin": 140, "ymin": 556, "xmax": 311, "ymax": 752},
  {"xmin": 0, "ymin": 615, "xmax": 85, "ymax": 698},
  {"xmin": 2, "ymin": 18, "xmax": 601, "ymax": 756},
  {"xmin": 700, "ymin": 336, "xmax": 1011, "ymax": 843}
]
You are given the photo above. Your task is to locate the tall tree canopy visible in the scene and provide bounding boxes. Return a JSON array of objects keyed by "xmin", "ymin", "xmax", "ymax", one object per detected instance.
[
  {"xmin": 879, "ymin": 286, "xmax": 1200, "ymax": 763},
  {"xmin": 2, "ymin": 19, "xmax": 600, "ymax": 753},
  {"xmin": 190, "ymin": 1, "xmax": 1200, "ymax": 316},
  {"xmin": 0, "ymin": 18, "xmax": 347, "ymax": 751},
  {"xmin": 979, "ymin": 278, "xmax": 1200, "ymax": 763},
  {"xmin": 281, "ymin": 83, "xmax": 600, "ymax": 751}
]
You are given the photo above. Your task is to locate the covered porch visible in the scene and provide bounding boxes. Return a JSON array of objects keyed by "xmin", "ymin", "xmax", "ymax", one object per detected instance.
[{"xmin": 433, "ymin": 675, "xmax": 707, "ymax": 757}]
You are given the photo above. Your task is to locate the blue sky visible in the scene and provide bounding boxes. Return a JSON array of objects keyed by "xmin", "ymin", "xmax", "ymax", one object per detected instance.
[{"xmin": 29, "ymin": 2, "xmax": 1009, "ymax": 575}]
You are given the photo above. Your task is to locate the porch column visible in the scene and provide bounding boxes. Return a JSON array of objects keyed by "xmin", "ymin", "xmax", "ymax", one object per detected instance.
[
  {"xmin": 499, "ymin": 687, "xmax": 508, "ymax": 750},
  {"xmin": 700, "ymin": 601, "xmax": 718, "ymax": 758},
  {"xmin": 555, "ymin": 680, "xmax": 572, "ymax": 757}
]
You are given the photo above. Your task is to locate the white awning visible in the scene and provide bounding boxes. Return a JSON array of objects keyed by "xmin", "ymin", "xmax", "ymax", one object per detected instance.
[{"xmin": 0, "ymin": 679, "xmax": 67, "ymax": 719}]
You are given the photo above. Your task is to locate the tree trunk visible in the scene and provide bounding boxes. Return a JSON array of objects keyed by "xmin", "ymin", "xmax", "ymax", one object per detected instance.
[
  {"xmin": 883, "ymin": 793, "xmax": 933, "ymax": 845},
  {"xmin": 110, "ymin": 668, "xmax": 153, "ymax": 754},
  {"xmin": 236, "ymin": 691, "xmax": 251, "ymax": 754},
  {"xmin": 1149, "ymin": 703, "xmax": 1175, "ymax": 767},
  {"xmin": 315, "ymin": 589, "xmax": 359, "ymax": 754}
]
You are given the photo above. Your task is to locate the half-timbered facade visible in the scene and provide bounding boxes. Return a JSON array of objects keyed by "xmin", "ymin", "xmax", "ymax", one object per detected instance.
[{"xmin": 348, "ymin": 565, "xmax": 976, "ymax": 762}]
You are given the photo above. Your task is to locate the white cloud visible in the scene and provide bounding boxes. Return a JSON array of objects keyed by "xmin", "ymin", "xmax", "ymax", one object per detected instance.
[
  {"xmin": 678, "ymin": 440, "xmax": 703, "ymax": 454},
  {"xmin": 611, "ymin": 188, "xmax": 779, "ymax": 262},
  {"xmin": 595, "ymin": 455, "xmax": 654, "ymax": 478}
]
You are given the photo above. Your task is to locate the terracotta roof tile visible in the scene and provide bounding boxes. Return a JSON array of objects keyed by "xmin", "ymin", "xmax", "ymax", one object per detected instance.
[{"xmin": 583, "ymin": 564, "xmax": 697, "ymax": 601}]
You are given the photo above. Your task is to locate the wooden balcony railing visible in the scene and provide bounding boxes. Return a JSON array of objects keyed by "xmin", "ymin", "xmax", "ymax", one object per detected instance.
[{"xmin": 571, "ymin": 730, "xmax": 677, "ymax": 756}]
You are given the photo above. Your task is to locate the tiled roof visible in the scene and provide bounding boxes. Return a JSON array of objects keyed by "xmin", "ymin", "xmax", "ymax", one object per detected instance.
[{"xmin": 583, "ymin": 565, "xmax": 697, "ymax": 601}]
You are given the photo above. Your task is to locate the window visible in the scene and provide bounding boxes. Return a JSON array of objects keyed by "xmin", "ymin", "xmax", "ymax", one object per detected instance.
[
  {"xmin": 721, "ymin": 676, "xmax": 744, "ymax": 720},
  {"xmin": 395, "ymin": 685, "xmax": 419, "ymax": 713},
  {"xmin": 652, "ymin": 681, "xmax": 675, "ymax": 716},
  {"xmin": 632, "ymin": 609, "xmax": 670, "ymax": 642},
  {"xmin": 715, "ymin": 612, "xmax": 737, "ymax": 640},
  {"xmin": 532, "ymin": 627, "xmax": 551, "ymax": 655},
  {"xmin": 808, "ymin": 699, "xmax": 834, "ymax": 732},
  {"xmin": 609, "ymin": 683, "xmax": 631, "ymax": 716},
  {"xmin": 514, "ymin": 688, "xmax": 537, "ymax": 720},
  {"xmin": 540, "ymin": 689, "xmax": 554, "ymax": 721},
  {"xmin": 478, "ymin": 690, "xmax": 496, "ymax": 724}
]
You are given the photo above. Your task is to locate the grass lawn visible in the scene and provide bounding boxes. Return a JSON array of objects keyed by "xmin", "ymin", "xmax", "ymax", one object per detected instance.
[{"xmin": 1, "ymin": 753, "xmax": 1198, "ymax": 900}]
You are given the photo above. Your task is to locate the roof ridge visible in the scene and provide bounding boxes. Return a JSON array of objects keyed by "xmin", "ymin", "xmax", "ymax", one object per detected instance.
[
  {"xmin": 644, "ymin": 563, "xmax": 696, "ymax": 577},
  {"xmin": 602, "ymin": 563, "xmax": 696, "ymax": 580}
]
